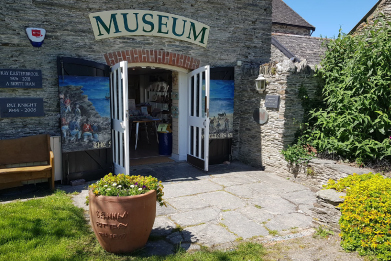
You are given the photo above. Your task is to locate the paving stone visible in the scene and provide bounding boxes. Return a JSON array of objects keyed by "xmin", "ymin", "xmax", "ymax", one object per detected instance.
[
  {"xmin": 197, "ymin": 191, "xmax": 246, "ymax": 210},
  {"xmin": 184, "ymin": 223, "xmax": 237, "ymax": 247},
  {"xmin": 59, "ymin": 161, "xmax": 324, "ymax": 256},
  {"xmin": 298, "ymin": 204, "xmax": 314, "ymax": 216},
  {"xmin": 151, "ymin": 216, "xmax": 176, "ymax": 237},
  {"xmin": 282, "ymin": 189, "xmax": 317, "ymax": 205},
  {"xmin": 143, "ymin": 240, "xmax": 174, "ymax": 256},
  {"xmin": 224, "ymin": 184, "xmax": 257, "ymax": 198},
  {"xmin": 221, "ymin": 211, "xmax": 269, "ymax": 239},
  {"xmin": 210, "ymin": 173, "xmax": 258, "ymax": 187},
  {"xmin": 261, "ymin": 178, "xmax": 308, "ymax": 193},
  {"xmin": 156, "ymin": 202, "xmax": 176, "ymax": 216},
  {"xmin": 265, "ymin": 213, "xmax": 314, "ymax": 232},
  {"xmin": 240, "ymin": 171, "xmax": 274, "ymax": 182},
  {"xmin": 170, "ymin": 207, "xmax": 220, "ymax": 227},
  {"xmin": 71, "ymin": 189, "xmax": 89, "ymax": 211},
  {"xmin": 238, "ymin": 205, "xmax": 275, "ymax": 223},
  {"xmin": 251, "ymin": 195, "xmax": 297, "ymax": 215},
  {"xmin": 246, "ymin": 182, "xmax": 282, "ymax": 195},
  {"xmin": 316, "ymin": 189, "xmax": 346, "ymax": 203},
  {"xmin": 166, "ymin": 231, "xmax": 184, "ymax": 244},
  {"xmin": 163, "ymin": 179, "xmax": 222, "ymax": 198},
  {"xmin": 181, "ymin": 228, "xmax": 200, "ymax": 243},
  {"xmin": 166, "ymin": 194, "xmax": 209, "ymax": 210}
]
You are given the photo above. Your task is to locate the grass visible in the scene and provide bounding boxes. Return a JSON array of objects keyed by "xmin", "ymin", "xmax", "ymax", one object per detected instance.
[
  {"xmin": 268, "ymin": 230, "xmax": 279, "ymax": 236},
  {"xmin": 0, "ymin": 190, "xmax": 267, "ymax": 261},
  {"xmin": 313, "ymin": 226, "xmax": 334, "ymax": 239}
]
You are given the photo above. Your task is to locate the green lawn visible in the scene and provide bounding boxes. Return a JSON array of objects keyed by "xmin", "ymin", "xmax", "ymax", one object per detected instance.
[{"xmin": 0, "ymin": 191, "xmax": 265, "ymax": 261}]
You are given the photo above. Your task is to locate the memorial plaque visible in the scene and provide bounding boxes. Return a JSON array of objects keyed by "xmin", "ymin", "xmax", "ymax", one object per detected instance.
[
  {"xmin": 265, "ymin": 95, "xmax": 280, "ymax": 109},
  {"xmin": 0, "ymin": 98, "xmax": 44, "ymax": 118},
  {"xmin": 0, "ymin": 69, "xmax": 42, "ymax": 88},
  {"xmin": 253, "ymin": 108, "xmax": 269, "ymax": 125}
]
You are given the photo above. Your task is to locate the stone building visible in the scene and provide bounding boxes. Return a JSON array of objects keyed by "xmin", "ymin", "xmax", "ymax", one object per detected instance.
[
  {"xmin": 0, "ymin": 0, "xmax": 331, "ymax": 185},
  {"xmin": 0, "ymin": 0, "xmax": 273, "ymax": 182},
  {"xmin": 349, "ymin": 0, "xmax": 391, "ymax": 34},
  {"xmin": 272, "ymin": 0, "xmax": 315, "ymax": 36}
]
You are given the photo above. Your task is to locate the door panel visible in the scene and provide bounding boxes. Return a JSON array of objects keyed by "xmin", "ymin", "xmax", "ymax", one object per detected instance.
[
  {"xmin": 57, "ymin": 56, "xmax": 112, "ymax": 183},
  {"xmin": 187, "ymin": 65, "xmax": 210, "ymax": 171},
  {"xmin": 110, "ymin": 61, "xmax": 130, "ymax": 174}
]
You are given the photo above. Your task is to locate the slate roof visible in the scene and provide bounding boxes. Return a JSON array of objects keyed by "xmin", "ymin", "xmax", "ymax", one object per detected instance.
[
  {"xmin": 272, "ymin": 33, "xmax": 328, "ymax": 65},
  {"xmin": 272, "ymin": 0, "xmax": 315, "ymax": 31},
  {"xmin": 349, "ymin": 0, "xmax": 382, "ymax": 34}
]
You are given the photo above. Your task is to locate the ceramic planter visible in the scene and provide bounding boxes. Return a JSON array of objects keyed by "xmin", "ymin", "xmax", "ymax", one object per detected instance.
[{"xmin": 89, "ymin": 189, "xmax": 157, "ymax": 253}]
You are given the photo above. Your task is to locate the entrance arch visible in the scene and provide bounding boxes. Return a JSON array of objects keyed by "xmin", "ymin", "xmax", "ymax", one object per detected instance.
[{"xmin": 104, "ymin": 49, "xmax": 200, "ymax": 71}]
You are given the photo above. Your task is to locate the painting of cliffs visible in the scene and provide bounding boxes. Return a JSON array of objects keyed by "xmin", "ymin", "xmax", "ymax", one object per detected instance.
[{"xmin": 58, "ymin": 75, "xmax": 111, "ymax": 153}]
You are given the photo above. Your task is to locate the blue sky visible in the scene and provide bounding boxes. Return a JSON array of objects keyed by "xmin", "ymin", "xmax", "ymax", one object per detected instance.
[{"xmin": 283, "ymin": 0, "xmax": 379, "ymax": 38}]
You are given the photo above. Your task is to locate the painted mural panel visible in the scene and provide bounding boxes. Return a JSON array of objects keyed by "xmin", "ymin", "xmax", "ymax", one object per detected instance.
[
  {"xmin": 58, "ymin": 76, "xmax": 111, "ymax": 153},
  {"xmin": 209, "ymin": 79, "xmax": 234, "ymax": 139}
]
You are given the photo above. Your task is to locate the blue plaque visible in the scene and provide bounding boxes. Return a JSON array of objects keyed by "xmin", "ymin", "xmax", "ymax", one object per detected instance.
[
  {"xmin": 0, "ymin": 69, "xmax": 42, "ymax": 88},
  {"xmin": 0, "ymin": 98, "xmax": 44, "ymax": 118}
]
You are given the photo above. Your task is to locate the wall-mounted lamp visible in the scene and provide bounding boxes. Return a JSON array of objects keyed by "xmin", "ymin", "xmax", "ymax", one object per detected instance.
[{"xmin": 255, "ymin": 74, "xmax": 266, "ymax": 93}]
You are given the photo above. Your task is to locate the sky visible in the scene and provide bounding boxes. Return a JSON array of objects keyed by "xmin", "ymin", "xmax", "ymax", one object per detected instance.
[{"xmin": 283, "ymin": 0, "xmax": 380, "ymax": 38}]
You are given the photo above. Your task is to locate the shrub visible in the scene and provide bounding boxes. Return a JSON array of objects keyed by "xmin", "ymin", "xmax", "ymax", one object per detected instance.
[
  {"xmin": 325, "ymin": 173, "xmax": 391, "ymax": 260},
  {"xmin": 281, "ymin": 142, "xmax": 314, "ymax": 166},
  {"xmin": 302, "ymin": 19, "xmax": 391, "ymax": 163}
]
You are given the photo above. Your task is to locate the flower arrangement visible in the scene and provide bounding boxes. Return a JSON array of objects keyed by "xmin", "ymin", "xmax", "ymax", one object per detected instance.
[{"xmin": 88, "ymin": 173, "xmax": 165, "ymax": 206}]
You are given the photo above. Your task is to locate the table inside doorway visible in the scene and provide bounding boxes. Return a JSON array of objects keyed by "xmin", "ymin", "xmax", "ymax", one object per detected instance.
[{"xmin": 130, "ymin": 118, "xmax": 161, "ymax": 150}]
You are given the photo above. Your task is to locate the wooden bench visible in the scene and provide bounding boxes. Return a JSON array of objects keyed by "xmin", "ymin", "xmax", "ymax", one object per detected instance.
[{"xmin": 0, "ymin": 134, "xmax": 55, "ymax": 191}]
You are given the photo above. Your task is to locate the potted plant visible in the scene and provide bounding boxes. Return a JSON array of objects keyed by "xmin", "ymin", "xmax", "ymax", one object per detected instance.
[{"xmin": 88, "ymin": 173, "xmax": 165, "ymax": 253}]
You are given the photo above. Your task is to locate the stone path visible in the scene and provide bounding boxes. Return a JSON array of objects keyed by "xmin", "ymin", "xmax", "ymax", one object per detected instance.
[{"xmin": 70, "ymin": 161, "xmax": 317, "ymax": 256}]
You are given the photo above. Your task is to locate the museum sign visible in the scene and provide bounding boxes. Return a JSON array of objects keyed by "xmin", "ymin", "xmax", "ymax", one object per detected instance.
[{"xmin": 89, "ymin": 10, "xmax": 210, "ymax": 47}]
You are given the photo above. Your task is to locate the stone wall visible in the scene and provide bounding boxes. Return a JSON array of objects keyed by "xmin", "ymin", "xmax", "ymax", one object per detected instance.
[
  {"xmin": 244, "ymin": 58, "xmax": 319, "ymax": 169},
  {"xmin": 0, "ymin": 0, "xmax": 272, "ymax": 171},
  {"xmin": 275, "ymin": 158, "xmax": 375, "ymax": 189},
  {"xmin": 272, "ymin": 24, "xmax": 311, "ymax": 36}
]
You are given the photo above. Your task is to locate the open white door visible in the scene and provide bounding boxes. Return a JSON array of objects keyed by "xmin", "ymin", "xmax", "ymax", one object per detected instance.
[
  {"xmin": 110, "ymin": 61, "xmax": 130, "ymax": 174},
  {"xmin": 187, "ymin": 65, "xmax": 210, "ymax": 171}
]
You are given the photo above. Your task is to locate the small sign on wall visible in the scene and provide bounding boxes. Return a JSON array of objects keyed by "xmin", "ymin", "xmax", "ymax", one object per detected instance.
[
  {"xmin": 265, "ymin": 95, "xmax": 280, "ymax": 109},
  {"xmin": 0, "ymin": 69, "xmax": 42, "ymax": 88},
  {"xmin": 0, "ymin": 98, "xmax": 44, "ymax": 118},
  {"xmin": 253, "ymin": 108, "xmax": 269, "ymax": 125}
]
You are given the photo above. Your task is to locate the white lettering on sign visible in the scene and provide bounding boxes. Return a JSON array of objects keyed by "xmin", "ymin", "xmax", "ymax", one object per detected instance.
[
  {"xmin": 0, "ymin": 69, "xmax": 42, "ymax": 89},
  {"xmin": 18, "ymin": 103, "xmax": 37, "ymax": 108},
  {"xmin": 89, "ymin": 10, "xmax": 210, "ymax": 48},
  {"xmin": 9, "ymin": 71, "xmax": 39, "ymax": 76}
]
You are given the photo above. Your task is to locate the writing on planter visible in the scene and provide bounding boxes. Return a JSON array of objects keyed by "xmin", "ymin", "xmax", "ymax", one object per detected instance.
[
  {"xmin": 96, "ymin": 211, "xmax": 128, "ymax": 220},
  {"xmin": 98, "ymin": 232, "xmax": 127, "ymax": 239}
]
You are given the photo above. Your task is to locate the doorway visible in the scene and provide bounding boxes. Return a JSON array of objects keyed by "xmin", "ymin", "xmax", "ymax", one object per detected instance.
[{"xmin": 127, "ymin": 67, "xmax": 174, "ymax": 166}]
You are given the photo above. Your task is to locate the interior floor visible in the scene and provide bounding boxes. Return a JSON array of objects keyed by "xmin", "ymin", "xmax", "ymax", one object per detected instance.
[
  {"xmin": 128, "ymin": 121, "xmax": 173, "ymax": 166},
  {"xmin": 127, "ymin": 67, "xmax": 173, "ymax": 166},
  {"xmin": 129, "ymin": 122, "xmax": 160, "ymax": 159}
]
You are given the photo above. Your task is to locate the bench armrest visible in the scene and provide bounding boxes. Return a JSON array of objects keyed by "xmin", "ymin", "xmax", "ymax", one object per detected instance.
[
  {"xmin": 49, "ymin": 151, "xmax": 55, "ymax": 191},
  {"xmin": 50, "ymin": 151, "xmax": 54, "ymax": 167}
]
